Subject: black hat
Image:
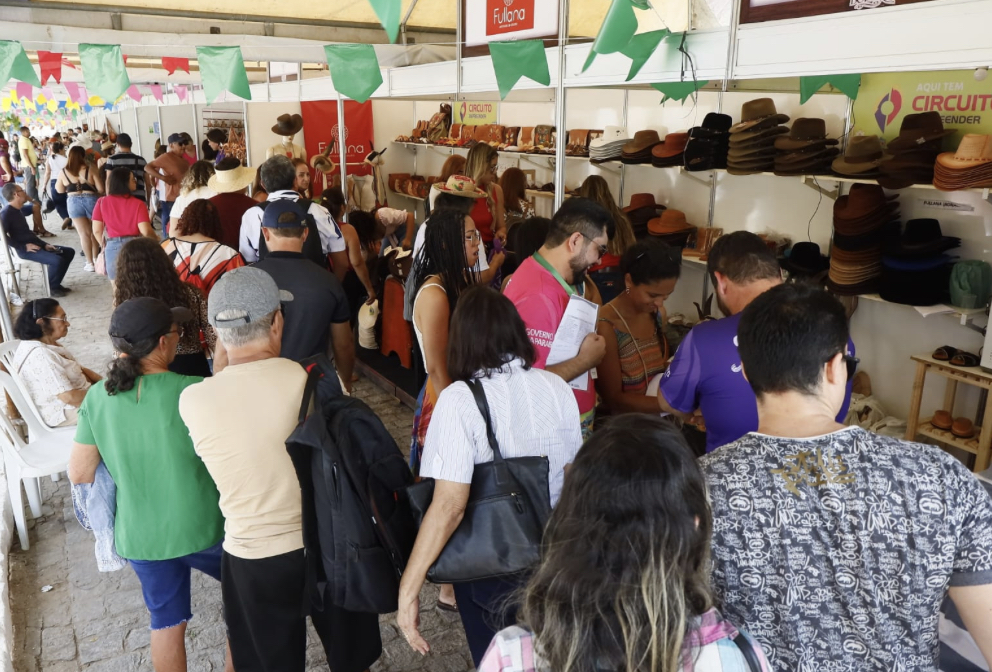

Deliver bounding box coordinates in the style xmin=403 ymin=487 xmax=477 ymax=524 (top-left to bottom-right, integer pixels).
xmin=782 ymin=242 xmax=830 ymax=276
xmin=109 ymin=298 xmax=192 ymax=346
xmin=885 ymin=219 xmax=961 ymax=258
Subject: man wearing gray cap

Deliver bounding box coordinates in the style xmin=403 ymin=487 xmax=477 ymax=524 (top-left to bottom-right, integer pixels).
xmin=180 ymin=267 xmax=377 ymax=672
xmin=144 ymin=133 xmax=190 ymax=235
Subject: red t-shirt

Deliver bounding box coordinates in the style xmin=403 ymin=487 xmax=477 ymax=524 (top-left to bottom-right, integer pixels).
xmin=92 ymin=195 xmax=148 ymax=238
xmin=210 ymin=192 xmax=258 ymax=249
xmin=0 ymin=139 xmax=8 ymax=187
xmin=503 ymin=256 xmax=596 ymax=416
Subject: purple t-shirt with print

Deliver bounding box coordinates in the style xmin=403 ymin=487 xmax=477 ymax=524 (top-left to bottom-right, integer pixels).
xmin=659 ymin=312 xmax=853 ymax=453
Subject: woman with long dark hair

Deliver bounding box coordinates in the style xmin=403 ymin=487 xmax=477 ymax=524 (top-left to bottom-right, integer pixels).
xmin=161 ymin=199 xmax=244 ymax=297
xmin=477 ymin=415 xmax=772 ymax=672
xmin=498 ymin=167 xmax=535 ymax=233
xmin=56 ymin=145 xmax=102 ymax=271
xmin=596 ymin=239 xmax=682 ymax=414
xmin=398 ymin=285 xmax=583 ymax=666
xmin=92 ymin=167 xmax=155 ymax=283
xmin=114 ymin=237 xmax=215 ymax=377
xmin=321 ymin=188 xmax=379 ymax=317
xmin=202 ymin=128 xmax=227 ymax=164
xmin=576 ymin=175 xmax=637 ymax=302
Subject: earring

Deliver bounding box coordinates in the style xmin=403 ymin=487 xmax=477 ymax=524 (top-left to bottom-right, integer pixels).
xmin=625 ymin=286 xmax=631 ymax=294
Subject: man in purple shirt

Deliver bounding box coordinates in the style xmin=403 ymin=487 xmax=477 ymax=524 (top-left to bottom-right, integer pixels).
xmin=659 ymin=231 xmax=852 ymax=452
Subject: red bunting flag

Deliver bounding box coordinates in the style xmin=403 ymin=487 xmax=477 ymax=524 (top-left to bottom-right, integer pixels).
xmin=161 ymin=57 xmax=190 ymax=75
xmin=37 ymin=51 xmax=64 ymax=84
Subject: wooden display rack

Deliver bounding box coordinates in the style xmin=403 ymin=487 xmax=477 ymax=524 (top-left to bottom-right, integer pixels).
xmin=906 ymin=354 xmax=992 ymax=472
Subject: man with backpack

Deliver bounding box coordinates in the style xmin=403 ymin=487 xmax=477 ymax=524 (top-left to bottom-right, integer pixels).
xmin=179 ymin=266 xmax=381 ymax=672
xmin=239 ymin=155 xmax=349 ymax=280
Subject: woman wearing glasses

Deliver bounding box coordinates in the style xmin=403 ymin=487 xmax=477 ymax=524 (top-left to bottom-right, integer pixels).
xmin=11 ymin=299 xmax=102 ymax=427
xmin=113 ymin=237 xmax=215 ymax=377
xmin=595 ymin=239 xmax=682 ymax=414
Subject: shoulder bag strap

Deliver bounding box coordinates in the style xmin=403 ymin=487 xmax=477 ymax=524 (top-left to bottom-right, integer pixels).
xmin=733 ymin=633 xmax=762 ymax=672
xmin=466 ymin=379 xmax=502 ymax=463
xmin=298 ymin=363 xmax=323 ymax=423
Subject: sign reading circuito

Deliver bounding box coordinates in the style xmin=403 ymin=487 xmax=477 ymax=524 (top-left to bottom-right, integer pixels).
xmin=462 ymin=0 xmax=558 ymax=55
xmin=453 ymin=100 xmax=499 ymax=125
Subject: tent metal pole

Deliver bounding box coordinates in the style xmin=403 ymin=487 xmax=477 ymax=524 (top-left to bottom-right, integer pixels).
xmin=553 ymin=0 xmax=569 ymax=211
xmin=337 ymin=93 xmax=348 ymax=208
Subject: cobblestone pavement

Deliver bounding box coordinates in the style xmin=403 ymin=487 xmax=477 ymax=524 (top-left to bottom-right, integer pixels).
xmin=7 ymin=221 xmax=472 ymax=671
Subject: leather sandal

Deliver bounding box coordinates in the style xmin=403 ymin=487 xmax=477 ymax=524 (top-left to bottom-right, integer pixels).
xmin=932 ymin=345 xmax=958 ymax=361
xmin=950 ymin=351 xmax=980 ymax=367
xmin=952 ymin=417 xmax=976 ymax=439
xmin=931 ymin=410 xmax=953 ymax=430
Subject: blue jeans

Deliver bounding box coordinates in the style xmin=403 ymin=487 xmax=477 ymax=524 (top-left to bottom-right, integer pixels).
xmin=160 ymin=201 xmax=174 ymax=239
xmin=17 ymin=245 xmax=75 ymax=289
xmin=70 ymin=462 xmax=126 ymax=572
xmin=129 ymin=541 xmax=223 ymax=630
xmin=49 ymin=179 xmax=69 ymax=220
xmin=103 ymin=236 xmax=139 ymax=281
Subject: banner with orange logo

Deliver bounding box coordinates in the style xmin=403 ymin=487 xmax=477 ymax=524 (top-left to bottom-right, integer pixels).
xmin=463 ymin=0 xmax=558 ymax=49
xmin=853 ymin=70 xmax=992 ymax=148
xmin=452 ymin=100 xmax=499 ymax=126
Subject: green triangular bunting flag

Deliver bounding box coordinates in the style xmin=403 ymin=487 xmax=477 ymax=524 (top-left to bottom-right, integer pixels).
xmin=620 ymin=29 xmax=670 ymax=81
xmin=324 ymin=44 xmax=383 ymax=103
xmin=582 ymin=0 xmax=652 ymax=73
xmin=368 ymin=0 xmax=401 ymax=44
xmin=196 ymin=47 xmax=252 ymax=103
xmin=799 ymin=74 xmax=862 ymax=105
xmin=651 ymin=80 xmax=708 ymax=104
xmin=0 ymin=41 xmax=41 ymax=88
xmin=489 ymin=40 xmax=551 ymax=100
xmin=78 ymin=44 xmax=129 ymax=102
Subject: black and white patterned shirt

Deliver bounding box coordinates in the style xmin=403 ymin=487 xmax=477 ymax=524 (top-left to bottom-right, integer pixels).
xmin=700 ymin=426 xmax=992 ymax=672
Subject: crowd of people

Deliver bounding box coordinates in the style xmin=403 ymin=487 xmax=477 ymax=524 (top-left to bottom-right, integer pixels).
xmin=1 ymin=123 xmax=990 ymax=672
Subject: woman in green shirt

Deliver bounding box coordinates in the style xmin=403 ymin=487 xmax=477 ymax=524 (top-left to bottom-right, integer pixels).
xmin=68 ymin=297 xmax=228 ymax=672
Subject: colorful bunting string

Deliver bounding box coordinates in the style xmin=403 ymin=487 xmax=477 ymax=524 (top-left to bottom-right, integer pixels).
xmin=324 ymin=44 xmax=382 ymax=103
xmin=0 ymin=41 xmax=41 ymax=88
xmin=489 ymin=39 xmax=552 ymax=100
xmin=161 ymin=57 xmax=190 ymax=76
xmin=799 ymin=74 xmax=862 ymax=105
xmin=175 ymin=84 xmax=188 ymax=102
xmin=37 ymin=51 xmax=64 ymax=84
xmin=651 ymin=79 xmax=708 ymax=104
xmin=367 ymin=0 xmax=401 ymax=44
xmin=78 ymin=44 xmax=130 ymax=102
xmin=150 ymin=84 xmax=164 ymax=103
xmin=195 ymin=47 xmax=251 ymax=102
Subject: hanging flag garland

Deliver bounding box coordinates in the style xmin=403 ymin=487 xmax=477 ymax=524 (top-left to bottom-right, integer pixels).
xmin=64 ymin=82 xmax=84 ymax=104
xmin=150 ymin=84 xmax=164 ymax=103
xmin=324 ymin=44 xmax=383 ymax=103
xmin=367 ymin=0 xmax=401 ymax=44
xmin=161 ymin=57 xmax=190 ymax=76
xmin=620 ymin=29 xmax=670 ymax=81
xmin=799 ymin=74 xmax=862 ymax=105
xmin=0 ymin=41 xmax=41 ymax=87
xmin=582 ymin=0 xmax=652 ymax=73
xmin=175 ymin=84 xmax=188 ymax=102
xmin=126 ymin=85 xmax=143 ymax=102
xmin=15 ymin=81 xmax=33 ymax=103
xmin=489 ymin=39 xmax=552 ymax=100
xmin=78 ymin=44 xmax=130 ymax=103
xmin=651 ymin=79 xmax=708 ymax=104
xmin=37 ymin=51 xmax=65 ymax=84
xmin=196 ymin=46 xmax=251 ymax=102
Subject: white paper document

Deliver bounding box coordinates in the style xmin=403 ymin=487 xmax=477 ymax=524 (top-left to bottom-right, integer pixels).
xmin=546 ymin=294 xmax=599 ymax=391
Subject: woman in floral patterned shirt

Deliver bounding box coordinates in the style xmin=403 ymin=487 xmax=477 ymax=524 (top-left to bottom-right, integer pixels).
xmin=481 ymin=415 xmax=771 ymax=672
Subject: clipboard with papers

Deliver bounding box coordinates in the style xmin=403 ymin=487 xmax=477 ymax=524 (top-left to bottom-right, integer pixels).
xmin=546 ymin=294 xmax=599 ymax=391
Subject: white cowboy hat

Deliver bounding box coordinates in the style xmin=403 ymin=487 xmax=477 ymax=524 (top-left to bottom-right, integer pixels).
xmin=207 ymin=163 xmax=257 ymax=194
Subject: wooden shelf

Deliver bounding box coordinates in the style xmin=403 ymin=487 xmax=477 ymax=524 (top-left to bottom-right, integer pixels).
xmin=918 ymin=417 xmax=983 ymax=455
xmin=858 ymin=294 xmax=985 ymax=325
xmin=910 ymin=354 xmax=992 ymax=387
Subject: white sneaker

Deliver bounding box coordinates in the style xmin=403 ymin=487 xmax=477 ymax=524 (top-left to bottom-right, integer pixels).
xmin=83 ymin=262 xmax=95 ymax=272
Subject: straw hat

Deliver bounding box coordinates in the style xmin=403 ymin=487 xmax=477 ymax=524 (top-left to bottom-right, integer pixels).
xmin=207 ymin=162 xmax=257 ymax=194
xmin=311 ymin=154 xmax=337 ymax=174
xmin=434 ymin=175 xmax=486 ymax=198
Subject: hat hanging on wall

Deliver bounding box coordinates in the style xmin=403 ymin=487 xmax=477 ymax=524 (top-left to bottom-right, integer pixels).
xmin=272 ymin=113 xmax=304 ymax=136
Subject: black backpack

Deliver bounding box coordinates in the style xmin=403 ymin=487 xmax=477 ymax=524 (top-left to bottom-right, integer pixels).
xmin=257 ymin=199 xmax=328 ymax=269
xmin=285 ymin=360 xmax=417 ymax=614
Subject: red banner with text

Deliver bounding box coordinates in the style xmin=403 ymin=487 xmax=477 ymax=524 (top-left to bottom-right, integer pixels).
xmin=300 ymin=100 xmax=375 ymax=182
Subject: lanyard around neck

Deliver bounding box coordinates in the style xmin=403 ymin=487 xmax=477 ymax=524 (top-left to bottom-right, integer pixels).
xmin=533 ymin=252 xmax=582 ymax=297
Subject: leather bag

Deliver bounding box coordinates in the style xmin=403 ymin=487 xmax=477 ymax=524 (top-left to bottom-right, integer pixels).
xmin=389 ymin=173 xmax=411 ymax=193
xmin=402 ymin=380 xmax=551 ymax=583
xmin=535 ymin=125 xmax=556 ymax=148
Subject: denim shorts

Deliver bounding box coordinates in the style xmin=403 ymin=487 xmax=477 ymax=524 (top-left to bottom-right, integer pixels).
xmin=103 ymin=236 xmax=139 ymax=281
xmin=67 ymin=194 xmax=98 ymax=219
xmin=128 ymin=540 xmax=223 ymax=630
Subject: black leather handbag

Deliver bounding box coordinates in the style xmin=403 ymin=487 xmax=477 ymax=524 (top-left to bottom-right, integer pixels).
xmin=403 ymin=379 xmax=552 ymax=583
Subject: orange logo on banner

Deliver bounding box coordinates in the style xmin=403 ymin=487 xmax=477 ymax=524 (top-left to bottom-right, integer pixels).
xmin=486 ymin=0 xmax=534 ymax=36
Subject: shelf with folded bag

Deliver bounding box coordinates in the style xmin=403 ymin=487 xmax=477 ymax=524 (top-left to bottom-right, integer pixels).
xmin=856 ymin=293 xmax=986 ymax=326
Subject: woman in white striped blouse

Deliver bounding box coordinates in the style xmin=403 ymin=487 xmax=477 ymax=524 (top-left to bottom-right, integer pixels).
xmin=397 ymin=285 xmax=583 ymax=667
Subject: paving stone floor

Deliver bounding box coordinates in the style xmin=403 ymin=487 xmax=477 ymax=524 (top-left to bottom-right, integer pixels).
xmin=6 ymin=219 xmax=472 ymax=671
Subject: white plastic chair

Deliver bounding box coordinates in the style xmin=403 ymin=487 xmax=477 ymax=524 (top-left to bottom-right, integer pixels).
xmin=0 ymin=340 xmax=74 ymax=444
xmin=0 ymin=370 xmax=71 ymax=550
xmin=9 ymin=249 xmax=51 ymax=298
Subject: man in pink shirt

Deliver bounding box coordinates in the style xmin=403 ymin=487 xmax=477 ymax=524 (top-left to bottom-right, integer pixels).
xmin=504 ymin=198 xmax=611 ymax=438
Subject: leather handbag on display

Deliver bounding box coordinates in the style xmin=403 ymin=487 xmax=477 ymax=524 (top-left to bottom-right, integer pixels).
xmin=535 ymin=125 xmax=556 ymax=149
xmin=450 ymin=124 xmax=462 ymax=140
xmin=389 ymin=173 xmax=411 ymax=193
xmin=406 ymin=175 xmax=426 ymax=197
xmin=503 ymin=127 xmax=521 ymax=148
xmin=487 ymin=125 xmax=506 ymax=146
xmin=518 ymin=127 xmax=536 ymax=151
xmin=402 ymin=380 xmax=552 ymax=583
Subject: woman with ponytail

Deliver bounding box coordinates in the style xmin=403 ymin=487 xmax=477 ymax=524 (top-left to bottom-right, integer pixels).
xmin=478 ymin=415 xmax=772 ymax=672
xmin=69 ymin=297 xmax=227 ymax=672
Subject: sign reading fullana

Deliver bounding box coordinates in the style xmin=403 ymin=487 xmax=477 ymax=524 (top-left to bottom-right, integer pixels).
xmin=853 ymin=70 xmax=992 ymax=146
xmin=453 ymin=100 xmax=499 ymax=125
xmin=464 ymin=0 xmax=557 ymax=48
xmin=487 ymin=0 xmax=534 ymax=36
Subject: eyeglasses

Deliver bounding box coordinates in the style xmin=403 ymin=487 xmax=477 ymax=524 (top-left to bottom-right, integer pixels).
xmin=44 ymin=316 xmax=69 ymax=323
xmin=487 ymin=163 xmax=498 ymax=174
xmin=580 ymin=233 xmax=608 ymax=259
xmin=842 ymin=354 xmax=859 ymax=380
xmin=169 ymin=327 xmax=185 ymax=339
xmin=465 ymin=230 xmax=482 ymax=243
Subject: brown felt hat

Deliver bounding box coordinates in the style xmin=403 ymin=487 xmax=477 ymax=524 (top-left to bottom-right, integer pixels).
xmin=775 ymin=118 xmax=839 ymax=151
xmin=729 ymin=98 xmax=790 ymax=134
xmin=832 ymin=136 xmax=891 ymax=175
xmin=272 ymin=114 xmax=303 ymax=136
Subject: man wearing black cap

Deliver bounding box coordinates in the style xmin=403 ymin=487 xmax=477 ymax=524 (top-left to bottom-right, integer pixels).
xmin=103 ymin=133 xmax=147 ymax=201
xmin=231 ymin=199 xmax=354 ymax=390
xmin=145 ymin=133 xmax=190 ymax=236
xmin=69 ymin=298 xmax=228 ymax=672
